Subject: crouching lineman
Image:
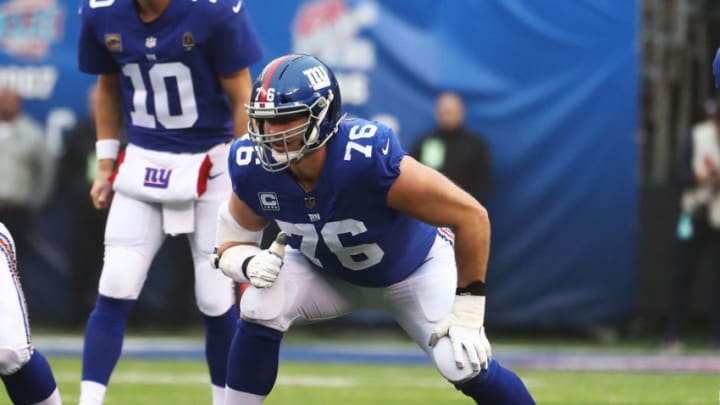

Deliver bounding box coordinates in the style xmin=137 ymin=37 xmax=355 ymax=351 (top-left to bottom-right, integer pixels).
xmin=213 ymin=54 xmax=535 ymax=404
xmin=0 ymin=222 xmax=62 ymax=405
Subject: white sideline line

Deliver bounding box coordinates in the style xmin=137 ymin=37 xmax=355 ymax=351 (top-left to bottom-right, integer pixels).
xmin=54 ymin=372 xmax=452 ymax=388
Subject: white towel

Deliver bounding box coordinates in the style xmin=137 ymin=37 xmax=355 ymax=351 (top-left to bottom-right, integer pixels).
xmin=162 ymin=201 xmax=195 ymax=236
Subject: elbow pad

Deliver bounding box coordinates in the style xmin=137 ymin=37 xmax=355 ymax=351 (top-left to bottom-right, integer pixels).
xmin=212 ymin=200 xmax=264 ymax=282
xmin=215 ymin=200 xmax=264 ymax=247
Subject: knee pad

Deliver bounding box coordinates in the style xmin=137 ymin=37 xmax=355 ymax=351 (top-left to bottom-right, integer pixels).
xmin=194 ymin=261 xmax=235 ymax=317
xmin=431 ymin=337 xmax=480 ymax=383
xmin=239 ymin=251 xmax=311 ymax=332
xmin=98 ymin=247 xmax=153 ymax=299
xmin=196 ymin=291 xmax=234 ymax=317
xmin=240 ymin=284 xmax=290 ymax=332
xmin=0 ymin=345 xmax=30 ymax=376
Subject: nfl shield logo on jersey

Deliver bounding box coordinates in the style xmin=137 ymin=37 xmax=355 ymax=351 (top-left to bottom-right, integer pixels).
xmin=182 ymin=32 xmax=195 ymax=51
xmin=145 ymin=36 xmax=157 ymax=49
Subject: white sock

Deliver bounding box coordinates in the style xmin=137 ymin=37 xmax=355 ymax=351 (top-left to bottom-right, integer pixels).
xmin=224 ymin=386 xmax=265 ymax=405
xmin=32 ymin=387 xmax=62 ymax=405
xmin=212 ymin=384 xmax=225 ymax=405
xmin=78 ymin=380 xmax=107 ymax=405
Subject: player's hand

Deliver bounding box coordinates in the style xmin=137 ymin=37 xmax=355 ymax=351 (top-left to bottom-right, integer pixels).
xmin=245 ymin=232 xmax=287 ymax=288
xmin=90 ymin=166 xmax=114 ymax=209
xmin=429 ymin=295 xmax=492 ymax=372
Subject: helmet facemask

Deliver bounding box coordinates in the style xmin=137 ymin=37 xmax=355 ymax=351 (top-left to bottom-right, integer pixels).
xmin=247 ymin=90 xmax=338 ymax=172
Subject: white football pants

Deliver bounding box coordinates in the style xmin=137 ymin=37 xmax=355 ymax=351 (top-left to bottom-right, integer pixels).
xmin=98 ymin=143 xmax=235 ymax=316
xmin=240 ymin=234 xmax=462 ymax=366
xmin=0 ymin=222 xmax=33 ymax=376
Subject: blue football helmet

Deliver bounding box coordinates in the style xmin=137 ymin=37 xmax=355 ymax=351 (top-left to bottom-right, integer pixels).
xmin=246 ymin=54 xmax=344 ymax=172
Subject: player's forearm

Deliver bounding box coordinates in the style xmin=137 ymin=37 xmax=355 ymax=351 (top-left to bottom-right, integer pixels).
xmin=94 ymin=75 xmax=123 ymax=170
xmin=221 ymin=68 xmax=253 ymax=138
xmin=453 ymin=207 xmax=490 ymax=287
xmin=95 ymin=75 xmax=123 ymax=142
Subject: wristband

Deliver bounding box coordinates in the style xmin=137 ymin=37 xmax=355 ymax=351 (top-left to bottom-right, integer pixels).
xmin=456 ymin=280 xmax=486 ymax=296
xmin=96 ymin=139 xmax=120 ymax=160
xmin=241 ymin=255 xmax=254 ymax=279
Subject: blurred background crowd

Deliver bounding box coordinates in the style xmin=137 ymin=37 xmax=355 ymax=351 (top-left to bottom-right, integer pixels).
xmin=1 ymin=0 xmax=720 ymax=350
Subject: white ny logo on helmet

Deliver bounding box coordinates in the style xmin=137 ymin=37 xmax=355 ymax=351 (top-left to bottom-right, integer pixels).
xmin=303 ymin=66 xmax=331 ymax=90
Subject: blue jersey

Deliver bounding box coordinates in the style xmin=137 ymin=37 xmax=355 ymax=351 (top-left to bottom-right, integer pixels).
xmin=228 ymin=118 xmax=438 ymax=287
xmin=78 ymin=0 xmax=262 ymax=153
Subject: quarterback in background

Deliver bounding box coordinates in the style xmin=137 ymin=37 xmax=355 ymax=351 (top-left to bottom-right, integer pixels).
xmin=77 ymin=0 xmax=261 ymax=404
xmin=214 ymin=54 xmax=535 ymax=404
xmin=0 ymin=223 xmax=62 ymax=405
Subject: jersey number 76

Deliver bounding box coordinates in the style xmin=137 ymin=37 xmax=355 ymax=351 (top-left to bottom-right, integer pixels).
xmin=276 ymin=219 xmax=384 ymax=271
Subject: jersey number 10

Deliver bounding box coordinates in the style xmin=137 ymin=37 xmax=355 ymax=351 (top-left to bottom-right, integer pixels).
xmin=122 ymin=62 xmax=199 ymax=130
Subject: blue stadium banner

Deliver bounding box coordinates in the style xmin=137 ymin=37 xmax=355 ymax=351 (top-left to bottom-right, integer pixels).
xmin=0 ymin=0 xmax=95 ymax=153
xmin=5 ymin=0 xmax=638 ymax=327
xmin=247 ymin=0 xmax=638 ymax=326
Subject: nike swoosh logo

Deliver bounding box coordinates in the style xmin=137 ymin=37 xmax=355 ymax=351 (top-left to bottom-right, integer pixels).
xmin=232 ymin=0 xmax=243 ymax=13
xmin=381 ymin=139 xmax=390 ymax=155
xmin=208 ymin=172 xmax=224 ymax=180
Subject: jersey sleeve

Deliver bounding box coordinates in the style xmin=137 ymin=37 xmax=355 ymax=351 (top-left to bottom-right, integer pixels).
xmin=227 ymin=137 xmax=266 ymax=217
xmin=348 ymin=120 xmax=405 ymax=200
xmin=207 ymin=3 xmax=263 ymax=76
xmin=77 ymin=3 xmax=119 ymax=74
xmin=373 ymin=123 xmax=406 ymax=195
xmin=228 ymin=138 xmax=250 ymax=201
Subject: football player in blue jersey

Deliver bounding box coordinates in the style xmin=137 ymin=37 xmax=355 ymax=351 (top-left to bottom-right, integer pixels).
xmin=77 ymin=0 xmax=261 ymax=404
xmin=213 ymin=54 xmax=535 ymax=404
xmin=0 ymin=223 xmax=62 ymax=405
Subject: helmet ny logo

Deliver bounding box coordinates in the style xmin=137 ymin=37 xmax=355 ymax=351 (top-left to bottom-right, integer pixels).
xmin=303 ymin=66 xmax=331 ymax=90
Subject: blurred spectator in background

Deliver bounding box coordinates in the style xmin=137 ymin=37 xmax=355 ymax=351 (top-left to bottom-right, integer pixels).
xmin=412 ymin=91 xmax=492 ymax=204
xmin=662 ymin=98 xmax=720 ymax=350
xmin=0 ymin=88 xmax=53 ymax=258
xmin=59 ymin=84 xmax=123 ymax=326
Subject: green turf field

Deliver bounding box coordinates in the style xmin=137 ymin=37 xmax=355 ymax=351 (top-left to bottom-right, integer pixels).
xmin=2 ymin=357 xmax=717 ymax=404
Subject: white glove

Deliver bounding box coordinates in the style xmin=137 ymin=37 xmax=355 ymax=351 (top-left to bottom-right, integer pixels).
xmin=244 ymin=232 xmax=287 ymax=288
xmin=429 ymin=295 xmax=492 ymax=372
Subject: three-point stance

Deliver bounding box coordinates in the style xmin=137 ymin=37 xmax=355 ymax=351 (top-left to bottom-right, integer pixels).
xmin=214 ymin=54 xmax=535 ymax=404
xmin=77 ymin=0 xmax=261 ymax=404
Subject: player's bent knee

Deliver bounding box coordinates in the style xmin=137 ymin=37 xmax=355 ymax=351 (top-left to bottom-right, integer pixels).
xmin=195 ymin=264 xmax=235 ymax=316
xmin=431 ymin=337 xmax=480 ymax=383
xmin=240 ymin=286 xmax=290 ymax=332
xmin=196 ymin=293 xmax=234 ymax=317
xmin=0 ymin=346 xmax=31 ymax=376
xmin=98 ymin=248 xmax=152 ymax=299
